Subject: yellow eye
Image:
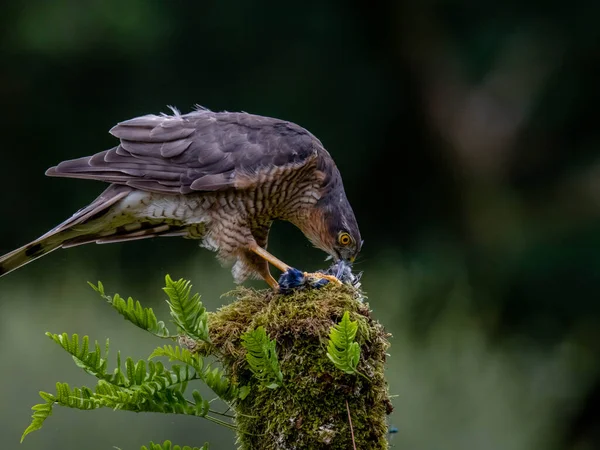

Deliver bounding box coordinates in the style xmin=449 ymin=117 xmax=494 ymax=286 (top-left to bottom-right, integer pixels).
xmin=338 ymin=232 xmax=352 ymax=246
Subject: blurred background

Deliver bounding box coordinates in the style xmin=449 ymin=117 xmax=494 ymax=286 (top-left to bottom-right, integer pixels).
xmin=1 ymin=1 xmax=599 ymax=449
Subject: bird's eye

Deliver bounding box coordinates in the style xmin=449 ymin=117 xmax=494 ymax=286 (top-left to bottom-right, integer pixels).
xmin=338 ymin=232 xmax=352 ymax=246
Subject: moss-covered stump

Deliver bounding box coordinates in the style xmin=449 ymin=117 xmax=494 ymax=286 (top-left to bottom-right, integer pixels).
xmin=201 ymin=285 xmax=392 ymax=450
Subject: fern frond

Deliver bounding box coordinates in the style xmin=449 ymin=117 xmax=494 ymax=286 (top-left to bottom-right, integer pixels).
xmin=100 ymin=381 xmax=209 ymax=417
xmin=149 ymin=345 xmax=204 ymax=372
xmin=25 ymin=278 xmax=239 ymax=447
xmin=191 ymin=390 xmax=211 ymax=417
xmin=241 ymin=326 xmax=283 ymax=389
xmin=237 ymin=385 xmax=251 ymax=400
xmin=94 ymin=380 xmax=147 ymax=410
xmin=55 ymin=382 xmax=99 ymax=409
xmin=46 ymin=332 xmax=132 ymax=388
xmin=140 ymin=440 xmax=209 ymax=450
xmin=163 ymin=275 xmax=210 ymax=342
xmin=21 ymin=392 xmax=56 ymax=442
xmin=203 ymin=366 xmax=238 ymax=401
xmin=89 ymin=282 xmax=171 ymax=338
xmin=22 ymin=373 xmax=211 ymax=434
xmin=21 ymin=382 xmax=102 ymax=441
xmin=326 ymin=311 xmax=364 ymax=376
xmin=149 ymin=345 xmax=239 ymax=402
xmin=46 ymin=329 xmax=212 ymax=394
xmin=46 ymin=332 xmax=110 ymax=380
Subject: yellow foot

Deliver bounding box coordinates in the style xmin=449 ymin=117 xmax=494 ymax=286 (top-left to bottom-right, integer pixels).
xmin=303 ymin=272 xmax=343 ymax=285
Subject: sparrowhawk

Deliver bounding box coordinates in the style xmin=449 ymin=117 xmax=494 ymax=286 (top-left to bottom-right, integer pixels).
xmin=0 ymin=106 xmax=362 ymax=289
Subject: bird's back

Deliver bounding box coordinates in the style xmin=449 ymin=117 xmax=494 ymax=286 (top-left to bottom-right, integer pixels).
xmin=0 ymin=107 xmax=340 ymax=280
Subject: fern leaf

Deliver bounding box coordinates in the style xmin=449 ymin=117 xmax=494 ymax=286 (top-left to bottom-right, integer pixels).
xmin=46 ymin=332 xmax=130 ymax=388
xmin=22 ymin=380 xmax=106 ymax=442
xmin=92 ymin=361 xmax=203 ymax=414
xmin=237 ymin=385 xmax=251 ymax=400
xmin=149 ymin=345 xmax=204 ymax=373
xmin=46 ymin=332 xmax=109 ymax=380
xmin=54 ymin=382 xmax=99 ymax=410
xmin=89 ymin=282 xmax=171 ymax=338
xmin=24 ymin=280 xmax=231 ymax=445
xmin=140 ymin=440 xmax=209 ymax=450
xmin=21 ymin=392 xmax=56 ymax=442
xmin=203 ymin=366 xmax=238 ymax=401
xmin=326 ymin=311 xmax=362 ymax=375
xmin=241 ymin=326 xmax=283 ymax=389
xmin=163 ymin=275 xmax=210 ymax=342
xmin=149 ymin=345 xmax=238 ymax=401
xmin=192 ymin=390 xmax=211 ymax=417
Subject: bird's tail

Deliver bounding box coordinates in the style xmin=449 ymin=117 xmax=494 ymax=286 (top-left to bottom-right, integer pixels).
xmin=0 ymin=185 xmax=132 ymax=278
xmin=0 ymin=236 xmax=65 ymax=277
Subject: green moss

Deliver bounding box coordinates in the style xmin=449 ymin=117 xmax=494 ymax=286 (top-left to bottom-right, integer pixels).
xmin=199 ymin=285 xmax=392 ymax=449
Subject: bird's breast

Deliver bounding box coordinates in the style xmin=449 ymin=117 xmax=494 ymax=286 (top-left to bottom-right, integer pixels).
xmin=116 ymin=191 xmax=211 ymax=224
xmin=100 ymin=160 xmax=323 ymax=255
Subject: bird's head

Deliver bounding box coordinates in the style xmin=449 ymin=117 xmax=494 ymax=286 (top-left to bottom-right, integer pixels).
xmin=298 ymin=189 xmax=362 ymax=265
xmin=326 ymin=208 xmax=362 ymax=264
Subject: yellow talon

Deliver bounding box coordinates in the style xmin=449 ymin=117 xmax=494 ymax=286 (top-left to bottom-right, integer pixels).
xmin=303 ymin=272 xmax=343 ymax=285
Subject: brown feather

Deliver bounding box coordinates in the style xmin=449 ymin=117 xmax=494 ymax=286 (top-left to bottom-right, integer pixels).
xmin=1 ymin=107 xmax=361 ymax=285
xmin=46 ymin=108 xmax=327 ymax=195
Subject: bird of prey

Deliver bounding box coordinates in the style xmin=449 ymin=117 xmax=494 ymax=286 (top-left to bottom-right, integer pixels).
xmin=0 ymin=106 xmax=362 ymax=289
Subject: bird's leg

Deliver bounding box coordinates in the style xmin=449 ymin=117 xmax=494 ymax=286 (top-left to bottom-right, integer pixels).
xmin=259 ymin=263 xmax=279 ymax=290
xmin=244 ymin=247 xmax=279 ymax=289
xmin=246 ymin=225 xmax=281 ymax=289
xmin=248 ymin=243 xmax=291 ymax=289
xmin=248 ymin=243 xmax=342 ymax=289
xmin=261 ymin=271 xmax=280 ymax=290
xmin=248 ymin=243 xmax=292 ymax=273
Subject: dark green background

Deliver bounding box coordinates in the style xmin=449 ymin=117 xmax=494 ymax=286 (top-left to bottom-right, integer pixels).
xmin=1 ymin=1 xmax=599 ymax=449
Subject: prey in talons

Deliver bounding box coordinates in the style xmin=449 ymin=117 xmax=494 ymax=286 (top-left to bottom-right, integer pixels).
xmin=278 ymin=260 xmax=362 ymax=294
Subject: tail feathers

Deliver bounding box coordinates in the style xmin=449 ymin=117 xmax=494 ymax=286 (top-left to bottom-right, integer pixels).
xmin=60 ymin=223 xmax=187 ymax=248
xmin=0 ymin=184 xmax=196 ymax=278
xmin=0 ymin=237 xmax=64 ymax=278
xmin=0 ymin=223 xmax=189 ymax=278
xmin=0 ymin=184 xmax=133 ymax=278
xmin=37 ymin=185 xmax=132 ymax=240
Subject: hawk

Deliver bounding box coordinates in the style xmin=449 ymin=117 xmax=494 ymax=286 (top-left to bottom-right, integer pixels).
xmin=0 ymin=107 xmax=362 ymax=289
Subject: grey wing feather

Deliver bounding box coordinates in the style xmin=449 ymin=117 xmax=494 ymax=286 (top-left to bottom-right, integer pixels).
xmin=46 ymin=109 xmax=323 ymax=194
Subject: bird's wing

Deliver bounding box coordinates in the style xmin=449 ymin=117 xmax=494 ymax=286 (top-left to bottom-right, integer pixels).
xmin=46 ymin=108 xmax=324 ymax=194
